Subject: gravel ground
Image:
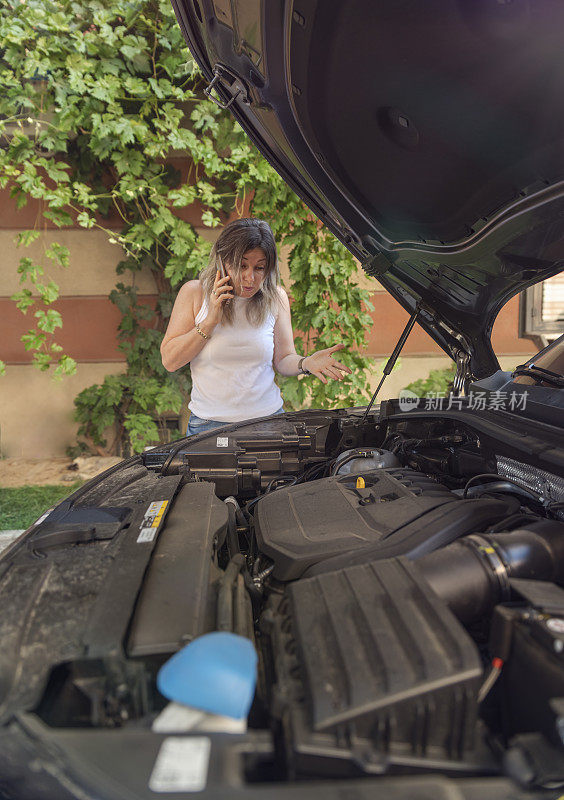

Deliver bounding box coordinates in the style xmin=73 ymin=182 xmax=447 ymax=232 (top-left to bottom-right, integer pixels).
xmin=0 ymin=457 xmax=124 ymax=551
xmin=0 ymin=456 xmax=123 ymax=488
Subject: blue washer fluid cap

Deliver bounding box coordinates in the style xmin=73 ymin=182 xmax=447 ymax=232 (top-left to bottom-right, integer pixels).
xmin=157 ymin=632 xmax=258 ymax=720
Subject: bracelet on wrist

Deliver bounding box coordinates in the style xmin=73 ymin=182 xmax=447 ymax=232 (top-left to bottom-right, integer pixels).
xmin=195 ymin=324 xmax=209 ymax=340
xmin=298 ymin=356 xmax=310 ymax=375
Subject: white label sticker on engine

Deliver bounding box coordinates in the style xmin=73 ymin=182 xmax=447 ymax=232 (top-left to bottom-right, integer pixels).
xmin=546 ymin=617 xmax=564 ymax=634
xmin=216 ymin=436 xmax=229 ymax=447
xmin=149 ymin=736 xmax=211 ymax=793
xmin=137 ymin=527 xmax=157 ymax=543
xmin=137 ymin=500 xmax=169 ymax=544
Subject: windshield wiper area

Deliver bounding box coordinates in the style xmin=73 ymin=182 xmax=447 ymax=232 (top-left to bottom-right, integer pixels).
xmin=512 ymin=365 xmax=564 ymax=388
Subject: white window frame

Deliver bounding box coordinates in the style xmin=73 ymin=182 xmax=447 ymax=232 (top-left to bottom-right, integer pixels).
xmin=519 ymin=273 xmax=564 ymax=350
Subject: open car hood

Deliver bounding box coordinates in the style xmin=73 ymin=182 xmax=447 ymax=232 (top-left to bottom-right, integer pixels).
xmin=171 ymin=0 xmax=564 ymax=377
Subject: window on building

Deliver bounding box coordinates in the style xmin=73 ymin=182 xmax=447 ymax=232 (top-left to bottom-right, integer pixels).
xmin=520 ymin=273 xmax=564 ymax=349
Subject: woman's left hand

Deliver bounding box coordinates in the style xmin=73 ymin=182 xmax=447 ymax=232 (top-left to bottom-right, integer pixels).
xmin=303 ymin=344 xmax=352 ymax=384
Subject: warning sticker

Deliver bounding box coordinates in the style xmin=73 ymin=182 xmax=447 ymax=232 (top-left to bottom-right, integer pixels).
xmin=137 ymin=500 xmax=169 ymax=544
xmin=216 ymin=436 xmax=229 ymax=447
xmin=149 ymin=736 xmax=211 ymax=793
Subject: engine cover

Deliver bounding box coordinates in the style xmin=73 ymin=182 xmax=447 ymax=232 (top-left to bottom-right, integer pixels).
xmin=254 ymin=467 xmax=515 ymax=580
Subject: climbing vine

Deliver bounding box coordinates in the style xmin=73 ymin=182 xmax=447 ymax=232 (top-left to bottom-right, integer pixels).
xmin=0 ymin=0 xmax=374 ymax=453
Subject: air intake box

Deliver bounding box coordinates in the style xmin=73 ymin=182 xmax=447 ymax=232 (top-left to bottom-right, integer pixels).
xmin=266 ymin=558 xmax=488 ymax=777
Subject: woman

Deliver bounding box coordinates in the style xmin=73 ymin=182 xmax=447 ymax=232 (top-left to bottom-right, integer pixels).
xmin=161 ymin=218 xmax=352 ymax=436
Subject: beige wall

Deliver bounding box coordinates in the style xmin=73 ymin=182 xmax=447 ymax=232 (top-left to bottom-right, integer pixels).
xmin=365 ymin=354 xmax=522 ymax=401
xmin=1 ymin=225 xmax=214 ymax=457
xmin=0 ymin=363 xmax=125 ymax=458
xmin=0 ymin=228 xmax=158 ymax=297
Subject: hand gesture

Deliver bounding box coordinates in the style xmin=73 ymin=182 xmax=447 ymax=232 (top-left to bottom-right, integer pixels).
xmin=303 ymin=344 xmax=352 ymax=384
xmin=205 ymin=270 xmax=234 ymax=326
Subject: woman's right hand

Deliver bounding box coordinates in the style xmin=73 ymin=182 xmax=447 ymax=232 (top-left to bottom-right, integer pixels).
xmin=205 ymin=270 xmax=234 ymax=326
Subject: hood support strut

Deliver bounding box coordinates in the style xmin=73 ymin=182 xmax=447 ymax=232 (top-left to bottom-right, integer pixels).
xmin=453 ymin=350 xmax=472 ymax=395
xmin=361 ymin=305 xmax=421 ymax=422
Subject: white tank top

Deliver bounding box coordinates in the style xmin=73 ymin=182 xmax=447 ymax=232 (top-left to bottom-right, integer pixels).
xmin=188 ymin=295 xmax=283 ymax=422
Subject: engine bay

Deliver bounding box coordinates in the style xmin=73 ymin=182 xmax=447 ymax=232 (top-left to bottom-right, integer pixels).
xmin=1 ymin=405 xmax=564 ymax=796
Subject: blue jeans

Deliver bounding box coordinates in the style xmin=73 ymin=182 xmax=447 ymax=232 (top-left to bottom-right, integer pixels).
xmin=186 ymin=407 xmax=284 ymax=436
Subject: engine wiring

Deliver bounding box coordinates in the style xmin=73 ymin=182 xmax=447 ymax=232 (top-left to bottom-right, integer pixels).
xmin=462 ymin=472 xmax=547 ymax=500
xmin=477 ymin=657 xmax=504 ymax=704
xmin=460 ymin=474 xmax=564 ymax=524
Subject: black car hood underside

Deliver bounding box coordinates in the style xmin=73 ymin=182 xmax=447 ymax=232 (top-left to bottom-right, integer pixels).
xmin=172 ymin=0 xmax=564 ymax=377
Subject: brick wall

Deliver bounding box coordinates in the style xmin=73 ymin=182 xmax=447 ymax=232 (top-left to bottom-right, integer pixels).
xmin=0 ymin=176 xmax=536 ymax=456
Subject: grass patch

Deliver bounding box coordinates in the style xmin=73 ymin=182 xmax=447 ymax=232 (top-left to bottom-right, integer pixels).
xmin=0 ymin=483 xmax=84 ymax=530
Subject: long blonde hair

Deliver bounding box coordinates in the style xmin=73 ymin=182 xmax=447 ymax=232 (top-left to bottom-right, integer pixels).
xmin=200 ymin=218 xmax=281 ymax=326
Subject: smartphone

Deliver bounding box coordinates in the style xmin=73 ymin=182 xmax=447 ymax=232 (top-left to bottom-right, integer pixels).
xmin=218 ymin=256 xmax=232 ymax=301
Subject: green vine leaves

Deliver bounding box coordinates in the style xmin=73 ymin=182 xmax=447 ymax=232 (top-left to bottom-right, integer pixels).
xmin=0 ymin=0 xmax=375 ymax=453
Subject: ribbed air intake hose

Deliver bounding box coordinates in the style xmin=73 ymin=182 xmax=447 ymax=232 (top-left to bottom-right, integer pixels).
xmin=416 ymin=520 xmax=564 ymax=624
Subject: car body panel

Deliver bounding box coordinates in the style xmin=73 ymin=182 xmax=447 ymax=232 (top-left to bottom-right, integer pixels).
xmin=2 ymin=4 xmax=564 ymax=798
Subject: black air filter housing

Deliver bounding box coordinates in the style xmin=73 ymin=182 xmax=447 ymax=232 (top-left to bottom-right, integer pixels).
xmin=267 ymin=558 xmax=486 ymax=777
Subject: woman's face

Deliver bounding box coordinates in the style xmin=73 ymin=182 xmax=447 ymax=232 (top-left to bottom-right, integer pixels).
xmin=228 ymin=247 xmax=268 ymax=297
